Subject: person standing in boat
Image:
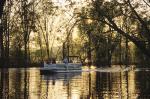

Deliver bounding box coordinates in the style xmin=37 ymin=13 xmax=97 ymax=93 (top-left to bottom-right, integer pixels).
xmin=63 ymin=57 xmax=68 ymax=70
xmin=63 ymin=57 xmax=68 ymax=64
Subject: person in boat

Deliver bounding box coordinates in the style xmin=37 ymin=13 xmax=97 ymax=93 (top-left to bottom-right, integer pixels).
xmin=45 ymin=59 xmax=52 ymax=65
xmin=63 ymin=57 xmax=68 ymax=70
xmin=45 ymin=59 xmax=50 ymax=64
xmin=52 ymin=58 xmax=56 ymax=64
xmin=63 ymin=57 xmax=68 ymax=64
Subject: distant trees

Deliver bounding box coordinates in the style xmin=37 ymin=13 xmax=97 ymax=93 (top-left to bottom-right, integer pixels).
xmin=35 ymin=0 xmax=57 ymax=60
xmin=0 ymin=0 xmax=45 ymax=66
xmin=0 ymin=0 xmax=84 ymax=67
xmin=21 ymin=0 xmax=37 ymax=66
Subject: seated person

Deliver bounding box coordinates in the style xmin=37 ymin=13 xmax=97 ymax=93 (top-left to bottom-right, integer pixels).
xmin=52 ymin=58 xmax=56 ymax=64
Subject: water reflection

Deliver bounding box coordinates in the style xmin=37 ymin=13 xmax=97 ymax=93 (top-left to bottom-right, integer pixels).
xmin=95 ymin=71 xmax=136 ymax=99
xmin=42 ymin=72 xmax=82 ymax=99
xmin=0 ymin=67 xmax=150 ymax=99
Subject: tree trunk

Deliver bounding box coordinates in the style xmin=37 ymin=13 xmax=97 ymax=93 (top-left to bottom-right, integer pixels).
xmin=0 ymin=0 xmax=6 ymax=18
xmin=24 ymin=41 xmax=28 ymax=66
xmin=37 ymin=32 xmax=43 ymax=61
xmin=0 ymin=27 xmax=4 ymax=67
xmin=0 ymin=0 xmax=6 ymax=67
xmin=87 ymin=31 xmax=92 ymax=66
xmin=46 ymin=42 xmax=50 ymax=59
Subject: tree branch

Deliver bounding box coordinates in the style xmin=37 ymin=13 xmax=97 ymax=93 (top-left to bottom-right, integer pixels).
xmin=143 ymin=0 xmax=150 ymax=7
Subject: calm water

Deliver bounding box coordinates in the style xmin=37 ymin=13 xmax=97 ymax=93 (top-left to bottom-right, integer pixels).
xmin=0 ymin=67 xmax=150 ymax=99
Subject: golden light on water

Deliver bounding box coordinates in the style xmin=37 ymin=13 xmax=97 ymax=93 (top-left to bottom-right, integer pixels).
xmin=4 ymin=67 xmax=147 ymax=99
xmin=128 ymin=70 xmax=139 ymax=99
xmin=90 ymin=66 xmax=96 ymax=69
xmin=29 ymin=68 xmax=41 ymax=99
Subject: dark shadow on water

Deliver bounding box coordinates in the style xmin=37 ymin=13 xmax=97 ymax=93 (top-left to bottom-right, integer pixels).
xmin=42 ymin=72 xmax=81 ymax=81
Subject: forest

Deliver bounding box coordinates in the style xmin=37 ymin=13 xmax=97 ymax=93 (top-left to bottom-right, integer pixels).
xmin=0 ymin=0 xmax=150 ymax=67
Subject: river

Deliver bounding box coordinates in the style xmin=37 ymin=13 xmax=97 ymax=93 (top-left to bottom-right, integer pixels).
xmin=0 ymin=67 xmax=150 ymax=99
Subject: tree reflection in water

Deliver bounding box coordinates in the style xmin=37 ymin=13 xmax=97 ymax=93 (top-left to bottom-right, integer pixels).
xmin=0 ymin=67 xmax=150 ymax=99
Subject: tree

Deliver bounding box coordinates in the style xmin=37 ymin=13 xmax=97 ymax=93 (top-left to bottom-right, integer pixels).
xmin=0 ymin=0 xmax=5 ymax=17
xmin=78 ymin=6 xmax=121 ymax=66
xmin=0 ymin=0 xmax=6 ymax=67
xmin=90 ymin=0 xmax=150 ymax=58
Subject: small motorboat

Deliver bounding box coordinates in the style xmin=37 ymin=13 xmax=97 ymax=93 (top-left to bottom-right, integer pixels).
xmin=40 ymin=62 xmax=82 ymax=74
xmin=40 ymin=56 xmax=83 ymax=74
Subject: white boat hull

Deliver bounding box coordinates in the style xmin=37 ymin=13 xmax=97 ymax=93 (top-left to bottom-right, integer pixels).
xmin=40 ymin=63 xmax=82 ymax=73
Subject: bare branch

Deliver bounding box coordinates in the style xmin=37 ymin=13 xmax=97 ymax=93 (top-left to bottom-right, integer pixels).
xmin=143 ymin=0 xmax=150 ymax=7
